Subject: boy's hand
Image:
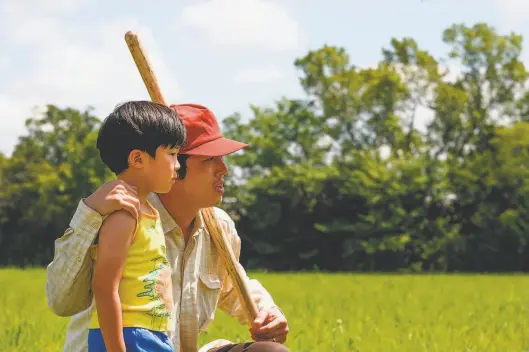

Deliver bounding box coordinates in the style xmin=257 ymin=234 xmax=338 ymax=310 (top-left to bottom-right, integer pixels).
xmin=85 ymin=180 xmax=140 ymax=219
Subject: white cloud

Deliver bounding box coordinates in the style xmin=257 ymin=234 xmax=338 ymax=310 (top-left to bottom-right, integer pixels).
xmin=495 ymin=0 xmax=529 ymax=28
xmin=3 ymin=0 xmax=89 ymax=16
xmin=234 ymin=66 xmax=283 ymax=84
xmin=0 ymin=96 xmax=28 ymax=155
xmin=176 ymin=0 xmax=306 ymax=51
xmin=0 ymin=2 xmax=182 ymax=155
xmin=0 ymin=56 xmax=8 ymax=68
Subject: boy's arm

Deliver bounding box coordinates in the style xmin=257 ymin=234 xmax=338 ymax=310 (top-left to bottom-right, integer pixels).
xmin=93 ymin=210 xmax=136 ymax=352
xmin=45 ymin=180 xmax=139 ymax=317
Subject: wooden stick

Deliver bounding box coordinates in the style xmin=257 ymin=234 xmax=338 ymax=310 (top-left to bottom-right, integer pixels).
xmin=123 ymin=30 xmax=258 ymax=325
xmin=124 ymin=31 xmax=167 ymax=106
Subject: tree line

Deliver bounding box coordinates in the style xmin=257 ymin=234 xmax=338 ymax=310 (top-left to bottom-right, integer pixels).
xmin=1 ymin=23 xmax=528 ymax=272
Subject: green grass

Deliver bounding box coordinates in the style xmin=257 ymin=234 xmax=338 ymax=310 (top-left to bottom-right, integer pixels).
xmin=0 ymin=269 xmax=528 ymax=351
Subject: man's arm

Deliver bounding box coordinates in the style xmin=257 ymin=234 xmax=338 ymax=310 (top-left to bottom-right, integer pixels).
xmin=45 ymin=180 xmax=139 ymax=316
xmin=214 ymin=209 xmax=288 ymax=343
xmin=93 ymin=210 xmax=136 ymax=352
xmin=217 ymin=232 xmax=277 ymax=323
xmin=45 ymin=199 xmax=104 ymax=316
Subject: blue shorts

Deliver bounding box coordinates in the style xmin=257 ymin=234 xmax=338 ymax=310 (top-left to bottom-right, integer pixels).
xmin=88 ymin=328 xmax=173 ymax=352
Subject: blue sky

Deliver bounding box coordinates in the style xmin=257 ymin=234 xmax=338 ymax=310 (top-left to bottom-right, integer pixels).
xmin=1 ymin=0 xmax=528 ymax=155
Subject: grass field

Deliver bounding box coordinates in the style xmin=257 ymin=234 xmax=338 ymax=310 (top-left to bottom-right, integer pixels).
xmin=0 ymin=269 xmax=528 ymax=351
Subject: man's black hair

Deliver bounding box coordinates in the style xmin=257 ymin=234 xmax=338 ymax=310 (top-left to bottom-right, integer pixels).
xmin=97 ymin=101 xmax=186 ymax=175
xmin=176 ymin=154 xmax=190 ymax=180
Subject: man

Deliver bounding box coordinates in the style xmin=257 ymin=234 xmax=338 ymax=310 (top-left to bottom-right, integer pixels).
xmin=46 ymin=103 xmax=290 ymax=352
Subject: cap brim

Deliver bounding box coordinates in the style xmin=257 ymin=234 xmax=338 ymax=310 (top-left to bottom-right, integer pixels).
xmin=181 ymin=137 xmax=249 ymax=156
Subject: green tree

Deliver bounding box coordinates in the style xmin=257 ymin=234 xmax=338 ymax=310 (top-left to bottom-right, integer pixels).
xmin=0 ymin=105 xmax=112 ymax=265
xmin=1 ymin=22 xmax=528 ymax=272
xmin=222 ymin=23 xmax=529 ymax=272
xmin=436 ymin=24 xmax=529 ymax=270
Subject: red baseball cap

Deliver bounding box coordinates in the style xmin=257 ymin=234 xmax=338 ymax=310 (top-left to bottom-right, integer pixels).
xmin=170 ymin=103 xmax=249 ymax=156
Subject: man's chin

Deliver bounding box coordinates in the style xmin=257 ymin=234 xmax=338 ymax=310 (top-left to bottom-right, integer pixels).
xmin=213 ymin=195 xmax=223 ymax=206
xmin=206 ymin=195 xmax=222 ymax=208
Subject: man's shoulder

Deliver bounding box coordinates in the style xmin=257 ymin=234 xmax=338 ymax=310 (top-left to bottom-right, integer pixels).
xmin=208 ymin=207 xmax=241 ymax=247
xmin=211 ymin=207 xmax=235 ymax=227
xmin=212 ymin=207 xmax=232 ymax=221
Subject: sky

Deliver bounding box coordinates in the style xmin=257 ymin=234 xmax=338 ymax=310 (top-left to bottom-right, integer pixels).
xmin=1 ymin=0 xmax=528 ymax=155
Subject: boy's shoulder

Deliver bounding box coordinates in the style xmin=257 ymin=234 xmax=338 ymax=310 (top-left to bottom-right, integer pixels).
xmin=104 ymin=209 xmax=137 ymax=227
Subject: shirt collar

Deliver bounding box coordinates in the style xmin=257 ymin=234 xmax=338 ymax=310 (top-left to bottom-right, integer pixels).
xmin=147 ymin=193 xmax=205 ymax=238
xmin=147 ymin=193 xmax=177 ymax=235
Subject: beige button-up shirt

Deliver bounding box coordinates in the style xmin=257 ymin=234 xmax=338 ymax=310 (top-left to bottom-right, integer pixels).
xmin=46 ymin=194 xmax=277 ymax=352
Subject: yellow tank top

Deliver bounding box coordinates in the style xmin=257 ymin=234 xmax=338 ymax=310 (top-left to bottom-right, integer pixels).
xmin=89 ymin=202 xmax=173 ymax=332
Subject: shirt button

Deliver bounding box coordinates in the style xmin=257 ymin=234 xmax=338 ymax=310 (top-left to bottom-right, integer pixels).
xmin=76 ymin=257 xmax=81 ymax=263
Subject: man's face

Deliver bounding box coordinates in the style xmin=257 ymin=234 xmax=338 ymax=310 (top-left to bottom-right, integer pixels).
xmin=178 ymin=155 xmax=229 ymax=208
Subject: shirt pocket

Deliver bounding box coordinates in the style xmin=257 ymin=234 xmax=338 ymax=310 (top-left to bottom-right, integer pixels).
xmin=197 ymin=271 xmax=223 ymax=331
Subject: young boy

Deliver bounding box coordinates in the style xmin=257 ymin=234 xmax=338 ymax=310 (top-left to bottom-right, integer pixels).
xmin=87 ymin=101 xmax=186 ymax=351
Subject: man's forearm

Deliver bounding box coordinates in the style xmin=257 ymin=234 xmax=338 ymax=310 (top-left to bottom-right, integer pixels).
xmin=218 ymin=271 xmax=276 ymax=325
xmin=217 ymin=225 xmax=276 ymax=324
xmin=95 ymin=289 xmax=126 ymax=352
xmin=46 ymin=200 xmax=103 ymax=316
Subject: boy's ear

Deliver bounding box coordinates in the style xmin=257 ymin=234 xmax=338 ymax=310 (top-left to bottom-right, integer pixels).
xmin=128 ymin=149 xmax=146 ymax=169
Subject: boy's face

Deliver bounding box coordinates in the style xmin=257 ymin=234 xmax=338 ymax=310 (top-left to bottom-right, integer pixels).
xmin=175 ymin=155 xmax=229 ymax=208
xmin=145 ymin=146 xmax=180 ymax=194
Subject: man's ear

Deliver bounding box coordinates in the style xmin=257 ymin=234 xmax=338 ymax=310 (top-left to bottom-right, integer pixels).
xmin=128 ymin=149 xmax=145 ymax=169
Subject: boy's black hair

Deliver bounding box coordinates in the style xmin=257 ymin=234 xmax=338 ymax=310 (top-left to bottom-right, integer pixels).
xmin=97 ymin=101 xmax=186 ymax=175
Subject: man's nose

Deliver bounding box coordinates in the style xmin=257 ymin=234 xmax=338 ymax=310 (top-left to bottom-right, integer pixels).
xmin=217 ymin=157 xmax=229 ymax=176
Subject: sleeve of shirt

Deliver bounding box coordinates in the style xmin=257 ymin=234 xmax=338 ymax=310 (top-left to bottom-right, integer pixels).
xmin=216 ymin=211 xmax=278 ymax=325
xmin=45 ymin=199 xmax=103 ymax=317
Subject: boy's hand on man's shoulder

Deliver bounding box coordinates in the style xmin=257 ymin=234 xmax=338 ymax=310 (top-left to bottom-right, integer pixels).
xmin=85 ymin=180 xmax=141 ymax=220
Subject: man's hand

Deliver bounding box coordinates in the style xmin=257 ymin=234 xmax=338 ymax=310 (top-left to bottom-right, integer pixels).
xmin=249 ymin=307 xmax=289 ymax=344
xmin=84 ymin=180 xmax=140 ymax=220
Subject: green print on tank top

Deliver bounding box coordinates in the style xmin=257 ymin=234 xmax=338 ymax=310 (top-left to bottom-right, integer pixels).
xmin=137 ymin=246 xmax=172 ymax=320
